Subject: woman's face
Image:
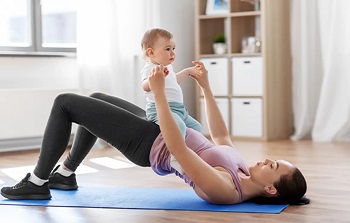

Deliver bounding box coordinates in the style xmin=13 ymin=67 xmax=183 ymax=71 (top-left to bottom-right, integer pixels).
xmin=249 ymin=159 xmax=294 ymax=188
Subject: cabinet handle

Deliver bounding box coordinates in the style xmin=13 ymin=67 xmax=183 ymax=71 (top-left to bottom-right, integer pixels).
xmin=210 ymin=62 xmax=217 ymax=65
xmin=243 ymin=61 xmax=251 ymax=64
xmin=243 ymin=101 xmax=250 ymax=105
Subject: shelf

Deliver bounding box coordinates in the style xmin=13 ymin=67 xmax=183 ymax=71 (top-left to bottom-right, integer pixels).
xmin=198 ymin=11 xmax=260 ymax=19
xmin=231 ymin=0 xmax=260 ymax=12
xmin=198 ymin=15 xmax=228 ymax=19
xmin=198 ymin=54 xmax=229 ymax=58
xmin=231 ymin=16 xmax=260 ymax=54
xmin=199 ymin=53 xmax=261 ymax=58
xmin=198 ymin=18 xmax=226 ymax=55
xmin=230 ymin=11 xmax=261 ymax=17
xmin=197 ymin=0 xmax=261 ymax=16
xmin=231 ymin=53 xmax=261 ymax=57
xmin=199 ymin=95 xmax=263 ymax=99
xmin=198 ymin=16 xmax=262 ymax=55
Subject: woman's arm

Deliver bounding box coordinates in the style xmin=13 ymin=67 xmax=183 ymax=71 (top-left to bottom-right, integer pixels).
xmin=190 ymin=61 xmax=234 ymax=147
xmin=149 ymin=65 xmax=237 ymax=204
xmin=176 ymin=66 xmax=202 ymax=84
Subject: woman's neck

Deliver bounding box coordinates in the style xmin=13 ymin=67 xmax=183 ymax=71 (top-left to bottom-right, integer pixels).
xmin=239 ymin=173 xmax=265 ymax=201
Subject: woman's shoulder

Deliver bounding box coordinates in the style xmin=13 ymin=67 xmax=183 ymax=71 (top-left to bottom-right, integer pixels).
xmin=194 ymin=167 xmax=242 ymax=204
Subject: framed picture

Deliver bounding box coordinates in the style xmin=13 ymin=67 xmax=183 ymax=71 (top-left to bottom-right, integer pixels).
xmin=206 ymin=0 xmax=229 ymax=15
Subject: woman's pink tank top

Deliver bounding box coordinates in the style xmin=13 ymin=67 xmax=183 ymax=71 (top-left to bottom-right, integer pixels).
xmin=149 ymin=128 xmax=250 ymax=202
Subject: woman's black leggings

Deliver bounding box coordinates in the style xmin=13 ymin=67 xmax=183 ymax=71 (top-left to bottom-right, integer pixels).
xmin=33 ymin=92 xmax=160 ymax=179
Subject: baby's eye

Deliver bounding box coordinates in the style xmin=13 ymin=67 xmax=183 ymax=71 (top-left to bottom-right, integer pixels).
xmin=270 ymin=164 xmax=274 ymax=169
xmin=165 ymin=48 xmax=171 ymax=51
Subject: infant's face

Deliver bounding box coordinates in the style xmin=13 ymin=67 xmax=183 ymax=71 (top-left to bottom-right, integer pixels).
xmin=151 ymin=37 xmax=176 ymax=66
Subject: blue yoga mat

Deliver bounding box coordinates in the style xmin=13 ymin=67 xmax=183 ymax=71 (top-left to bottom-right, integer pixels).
xmin=0 ymin=187 xmax=288 ymax=214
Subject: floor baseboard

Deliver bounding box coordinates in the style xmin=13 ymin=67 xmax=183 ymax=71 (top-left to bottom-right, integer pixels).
xmin=0 ymin=135 xmax=74 ymax=152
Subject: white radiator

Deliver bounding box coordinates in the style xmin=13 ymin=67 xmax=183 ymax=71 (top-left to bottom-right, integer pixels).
xmin=0 ymin=89 xmax=78 ymax=151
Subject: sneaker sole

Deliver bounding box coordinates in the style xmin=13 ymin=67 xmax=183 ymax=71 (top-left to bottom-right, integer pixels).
xmin=1 ymin=191 xmax=51 ymax=200
xmin=49 ymin=183 xmax=78 ymax=190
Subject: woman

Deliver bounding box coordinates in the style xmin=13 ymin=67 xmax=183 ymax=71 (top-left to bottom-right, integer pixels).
xmin=1 ymin=61 xmax=309 ymax=205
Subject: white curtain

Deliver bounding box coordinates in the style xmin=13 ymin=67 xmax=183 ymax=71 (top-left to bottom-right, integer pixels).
xmin=77 ymin=0 xmax=160 ymax=106
xmin=290 ymin=0 xmax=350 ymax=142
xmin=76 ymin=0 xmax=159 ymax=148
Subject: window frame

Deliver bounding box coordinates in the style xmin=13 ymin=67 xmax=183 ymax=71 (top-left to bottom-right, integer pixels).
xmin=0 ymin=0 xmax=76 ymax=54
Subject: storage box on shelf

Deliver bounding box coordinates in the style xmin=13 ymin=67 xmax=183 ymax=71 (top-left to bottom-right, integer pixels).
xmin=232 ymin=57 xmax=263 ymax=96
xmin=231 ymin=98 xmax=262 ymax=137
xmin=200 ymin=58 xmax=229 ymax=96
xmin=200 ymin=98 xmax=229 ymax=136
xmin=195 ymin=0 xmax=292 ymax=141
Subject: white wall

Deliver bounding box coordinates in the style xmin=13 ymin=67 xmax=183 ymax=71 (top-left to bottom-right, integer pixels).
xmin=0 ymin=56 xmax=79 ymax=150
xmin=0 ymin=57 xmax=78 ymax=90
xmin=159 ymin=0 xmax=196 ymax=116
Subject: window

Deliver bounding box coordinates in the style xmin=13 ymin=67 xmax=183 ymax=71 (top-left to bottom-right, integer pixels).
xmin=0 ymin=0 xmax=77 ymax=54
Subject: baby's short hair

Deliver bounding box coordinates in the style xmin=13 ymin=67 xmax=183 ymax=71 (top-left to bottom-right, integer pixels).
xmin=141 ymin=28 xmax=173 ymax=51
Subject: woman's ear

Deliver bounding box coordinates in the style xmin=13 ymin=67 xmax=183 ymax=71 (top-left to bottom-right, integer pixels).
xmin=146 ymin=48 xmax=154 ymax=58
xmin=264 ymin=185 xmax=278 ymax=196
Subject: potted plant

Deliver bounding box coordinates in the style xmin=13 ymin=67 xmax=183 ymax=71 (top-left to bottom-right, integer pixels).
xmin=213 ymin=34 xmax=227 ymax=55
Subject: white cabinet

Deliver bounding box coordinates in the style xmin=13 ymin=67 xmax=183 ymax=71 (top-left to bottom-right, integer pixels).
xmin=200 ymin=58 xmax=228 ymax=96
xmin=231 ymin=57 xmax=263 ymax=137
xmin=200 ymin=98 xmax=229 ymax=135
xmin=231 ymin=98 xmax=262 ymax=137
xmin=232 ymin=57 xmax=263 ymax=96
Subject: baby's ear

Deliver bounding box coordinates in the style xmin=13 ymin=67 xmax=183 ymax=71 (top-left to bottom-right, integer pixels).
xmin=146 ymin=48 xmax=154 ymax=57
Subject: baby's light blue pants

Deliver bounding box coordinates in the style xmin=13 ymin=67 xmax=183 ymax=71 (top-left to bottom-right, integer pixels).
xmin=146 ymin=102 xmax=202 ymax=138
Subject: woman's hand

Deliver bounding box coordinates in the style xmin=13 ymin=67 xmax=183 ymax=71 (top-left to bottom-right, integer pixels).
xmin=190 ymin=61 xmax=210 ymax=91
xmin=149 ymin=65 xmax=166 ymax=96
xmin=185 ymin=66 xmax=201 ymax=77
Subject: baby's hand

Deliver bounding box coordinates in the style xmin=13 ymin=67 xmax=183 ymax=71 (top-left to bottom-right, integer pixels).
xmin=164 ymin=67 xmax=169 ymax=75
xmin=150 ymin=67 xmax=169 ymax=77
xmin=191 ymin=60 xmax=208 ymax=76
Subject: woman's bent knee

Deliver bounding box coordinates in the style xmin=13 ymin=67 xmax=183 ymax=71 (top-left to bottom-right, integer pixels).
xmin=54 ymin=93 xmax=78 ymax=107
xmin=89 ymin=92 xmax=105 ymax=99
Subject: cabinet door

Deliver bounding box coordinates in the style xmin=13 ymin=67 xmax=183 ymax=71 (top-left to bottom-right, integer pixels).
xmin=231 ymin=98 xmax=262 ymax=137
xmin=200 ymin=98 xmax=229 ymax=135
xmin=232 ymin=57 xmax=263 ymax=96
xmin=200 ymin=58 xmax=228 ymax=96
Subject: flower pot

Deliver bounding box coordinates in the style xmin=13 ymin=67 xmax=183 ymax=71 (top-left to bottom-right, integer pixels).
xmin=213 ymin=43 xmax=227 ymax=55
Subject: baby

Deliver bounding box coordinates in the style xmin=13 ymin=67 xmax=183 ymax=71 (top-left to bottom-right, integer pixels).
xmin=140 ymin=28 xmax=202 ymax=173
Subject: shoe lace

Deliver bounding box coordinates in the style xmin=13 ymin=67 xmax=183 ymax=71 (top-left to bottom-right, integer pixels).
xmin=13 ymin=173 xmax=30 ymax=189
